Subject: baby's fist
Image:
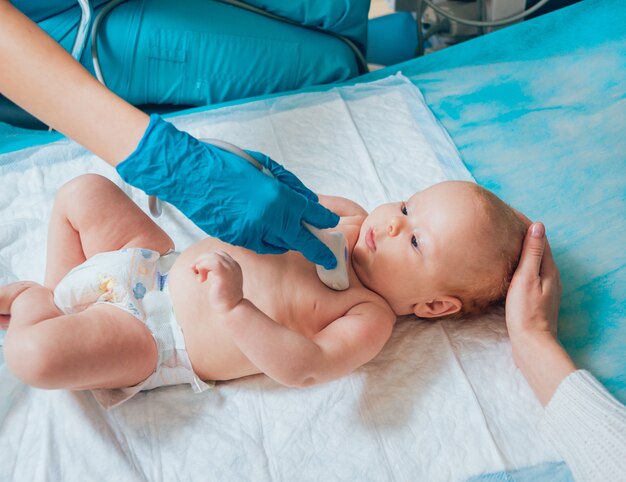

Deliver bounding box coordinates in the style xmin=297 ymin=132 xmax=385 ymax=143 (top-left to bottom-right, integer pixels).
xmin=191 ymin=251 xmax=243 ymax=313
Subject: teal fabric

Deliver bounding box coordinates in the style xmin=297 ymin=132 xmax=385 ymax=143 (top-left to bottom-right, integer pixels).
xmin=467 ymin=461 xmax=574 ymax=482
xmin=12 ymin=0 xmax=361 ymax=105
xmin=0 ymin=123 xmax=63 ymax=157
xmin=11 ymin=0 xmax=369 ymax=52
xmin=9 ymin=0 xmax=107 ymax=22
xmin=242 ymin=0 xmax=370 ymax=54
xmin=91 ymin=0 xmax=359 ymax=106
xmin=367 ymin=12 xmax=418 ymax=66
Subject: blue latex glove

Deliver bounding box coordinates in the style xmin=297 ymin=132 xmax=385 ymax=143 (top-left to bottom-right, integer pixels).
xmin=116 ymin=115 xmax=340 ymax=269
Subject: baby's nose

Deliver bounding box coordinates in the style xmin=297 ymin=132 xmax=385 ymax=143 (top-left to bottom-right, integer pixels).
xmin=387 ymin=216 xmax=404 ymax=237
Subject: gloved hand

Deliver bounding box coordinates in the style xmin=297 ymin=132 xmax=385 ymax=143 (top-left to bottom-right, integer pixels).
xmin=116 ymin=115 xmax=340 ymax=269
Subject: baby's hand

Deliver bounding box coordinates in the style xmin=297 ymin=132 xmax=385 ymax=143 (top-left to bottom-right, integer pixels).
xmin=191 ymin=251 xmax=243 ymax=313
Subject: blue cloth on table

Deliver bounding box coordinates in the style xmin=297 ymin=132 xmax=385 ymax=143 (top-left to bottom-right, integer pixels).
xmin=468 ymin=461 xmax=574 ymax=482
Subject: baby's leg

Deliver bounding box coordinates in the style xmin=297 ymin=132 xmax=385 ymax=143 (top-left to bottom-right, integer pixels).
xmin=3 ymin=283 xmax=156 ymax=390
xmin=45 ymin=174 xmax=174 ymax=289
xmin=0 ymin=281 xmax=35 ymax=329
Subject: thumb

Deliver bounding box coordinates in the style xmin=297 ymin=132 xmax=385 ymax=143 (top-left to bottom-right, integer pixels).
xmin=517 ymin=222 xmax=546 ymax=278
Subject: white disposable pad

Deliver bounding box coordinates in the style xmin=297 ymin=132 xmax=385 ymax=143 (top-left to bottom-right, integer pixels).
xmin=0 ymin=74 xmax=559 ymax=481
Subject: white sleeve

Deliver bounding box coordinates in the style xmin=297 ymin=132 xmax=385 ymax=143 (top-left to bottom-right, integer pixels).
xmin=538 ymin=369 xmax=626 ymax=482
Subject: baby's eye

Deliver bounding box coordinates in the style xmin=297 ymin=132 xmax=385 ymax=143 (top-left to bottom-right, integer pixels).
xmin=411 ymin=236 xmax=419 ymax=249
xmin=401 ymin=203 xmax=408 ymax=215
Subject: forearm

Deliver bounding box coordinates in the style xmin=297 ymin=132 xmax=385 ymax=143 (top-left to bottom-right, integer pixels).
xmin=225 ymin=299 xmax=323 ymax=387
xmin=539 ymin=370 xmax=626 ymax=481
xmin=0 ymin=2 xmax=148 ymax=164
xmin=510 ymin=330 xmax=576 ymax=406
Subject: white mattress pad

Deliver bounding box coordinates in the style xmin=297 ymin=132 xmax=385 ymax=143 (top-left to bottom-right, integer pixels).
xmin=0 ymin=74 xmax=559 ymax=481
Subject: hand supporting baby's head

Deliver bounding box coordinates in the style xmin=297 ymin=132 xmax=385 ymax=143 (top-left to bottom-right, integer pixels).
xmin=351 ymin=181 xmax=528 ymax=318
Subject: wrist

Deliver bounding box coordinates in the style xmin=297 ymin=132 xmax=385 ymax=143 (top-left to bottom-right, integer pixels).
xmin=509 ymin=329 xmax=577 ymax=406
xmin=510 ymin=328 xmax=553 ymax=364
xmin=223 ymin=298 xmax=252 ymax=320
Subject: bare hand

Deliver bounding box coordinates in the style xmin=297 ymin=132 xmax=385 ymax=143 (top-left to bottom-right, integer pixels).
xmin=505 ymin=222 xmax=562 ymax=341
xmin=505 ymin=222 xmax=578 ymax=405
xmin=192 ymin=251 xmax=244 ymax=313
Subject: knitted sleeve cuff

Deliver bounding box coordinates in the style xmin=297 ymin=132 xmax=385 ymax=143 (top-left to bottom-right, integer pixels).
xmin=538 ymin=370 xmax=626 ymax=481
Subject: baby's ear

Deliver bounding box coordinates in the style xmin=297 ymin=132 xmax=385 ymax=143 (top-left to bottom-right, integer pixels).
xmin=413 ymin=296 xmax=462 ymax=318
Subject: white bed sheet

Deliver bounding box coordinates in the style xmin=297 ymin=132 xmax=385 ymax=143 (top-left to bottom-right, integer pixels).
xmin=0 ymin=74 xmax=559 ymax=481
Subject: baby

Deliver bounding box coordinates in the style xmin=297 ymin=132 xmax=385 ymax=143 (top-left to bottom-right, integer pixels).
xmin=1 ymin=174 xmax=527 ymax=408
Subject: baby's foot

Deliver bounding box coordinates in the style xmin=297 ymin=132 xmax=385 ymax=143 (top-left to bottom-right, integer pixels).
xmin=0 ymin=281 xmax=38 ymax=328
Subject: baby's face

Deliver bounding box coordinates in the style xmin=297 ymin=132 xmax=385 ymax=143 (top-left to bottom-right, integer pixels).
xmin=352 ymin=181 xmax=491 ymax=316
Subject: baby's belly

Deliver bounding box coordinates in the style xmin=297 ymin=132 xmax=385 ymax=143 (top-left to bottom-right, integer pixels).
xmin=168 ymin=248 xmax=259 ymax=381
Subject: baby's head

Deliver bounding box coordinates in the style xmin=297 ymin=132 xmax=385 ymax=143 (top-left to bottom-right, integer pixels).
xmin=352 ymin=181 xmax=528 ymax=318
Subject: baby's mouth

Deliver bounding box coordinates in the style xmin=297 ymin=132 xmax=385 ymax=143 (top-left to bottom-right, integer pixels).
xmin=365 ymin=228 xmax=376 ymax=252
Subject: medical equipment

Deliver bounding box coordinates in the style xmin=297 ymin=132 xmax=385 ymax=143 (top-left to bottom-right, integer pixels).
xmin=149 ymin=139 xmax=350 ymax=291
xmin=381 ymin=0 xmax=555 ymax=56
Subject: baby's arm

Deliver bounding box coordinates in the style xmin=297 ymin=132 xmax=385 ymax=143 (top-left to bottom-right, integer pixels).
xmin=192 ymin=252 xmax=395 ymax=387
xmin=227 ymin=300 xmax=395 ymax=387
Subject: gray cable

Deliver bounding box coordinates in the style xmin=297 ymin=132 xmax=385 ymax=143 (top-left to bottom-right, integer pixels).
xmin=71 ymin=0 xmax=93 ymax=61
xmin=422 ymin=0 xmax=553 ymax=28
xmin=415 ymin=0 xmax=425 ymax=57
xmin=91 ymin=0 xmax=128 ymax=86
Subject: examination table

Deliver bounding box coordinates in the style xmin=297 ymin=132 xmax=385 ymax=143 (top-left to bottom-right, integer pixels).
xmin=0 ymin=0 xmax=623 ymax=480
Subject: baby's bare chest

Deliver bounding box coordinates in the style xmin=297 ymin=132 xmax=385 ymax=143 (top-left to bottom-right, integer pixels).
xmin=238 ymin=251 xmax=372 ymax=336
xmin=172 ymin=227 xmax=378 ymax=338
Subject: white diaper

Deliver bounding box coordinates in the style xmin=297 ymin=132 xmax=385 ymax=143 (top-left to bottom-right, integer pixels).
xmin=53 ymin=248 xmax=214 ymax=409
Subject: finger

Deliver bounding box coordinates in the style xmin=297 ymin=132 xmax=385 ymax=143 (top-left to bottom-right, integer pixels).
xmin=192 ymin=252 xmax=222 ymax=271
xmin=219 ymin=252 xmax=241 ymax=270
xmin=215 ymin=250 xmax=234 ymax=262
xmin=516 ymin=222 xmax=546 ymax=279
xmin=539 ymin=238 xmax=563 ymax=299
xmin=256 ymin=242 xmax=288 ymax=255
xmin=300 ymin=200 xmax=340 ymax=230
xmin=540 ymin=237 xmax=559 ymax=278
xmin=275 ymin=170 xmax=319 ymax=202
xmin=247 ymin=150 xmax=318 ymax=202
xmin=191 ymin=265 xmax=210 ymax=282
xmin=283 ymin=227 xmax=338 ymax=270
xmin=270 ymin=169 xmax=319 ymax=202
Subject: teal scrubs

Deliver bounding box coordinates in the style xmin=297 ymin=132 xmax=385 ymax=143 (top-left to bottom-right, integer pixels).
xmin=10 ymin=0 xmax=364 ymax=107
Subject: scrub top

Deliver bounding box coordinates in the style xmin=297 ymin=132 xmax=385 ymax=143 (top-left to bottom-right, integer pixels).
xmin=7 ymin=0 xmax=362 ymax=108
xmin=11 ymin=0 xmax=108 ymax=22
